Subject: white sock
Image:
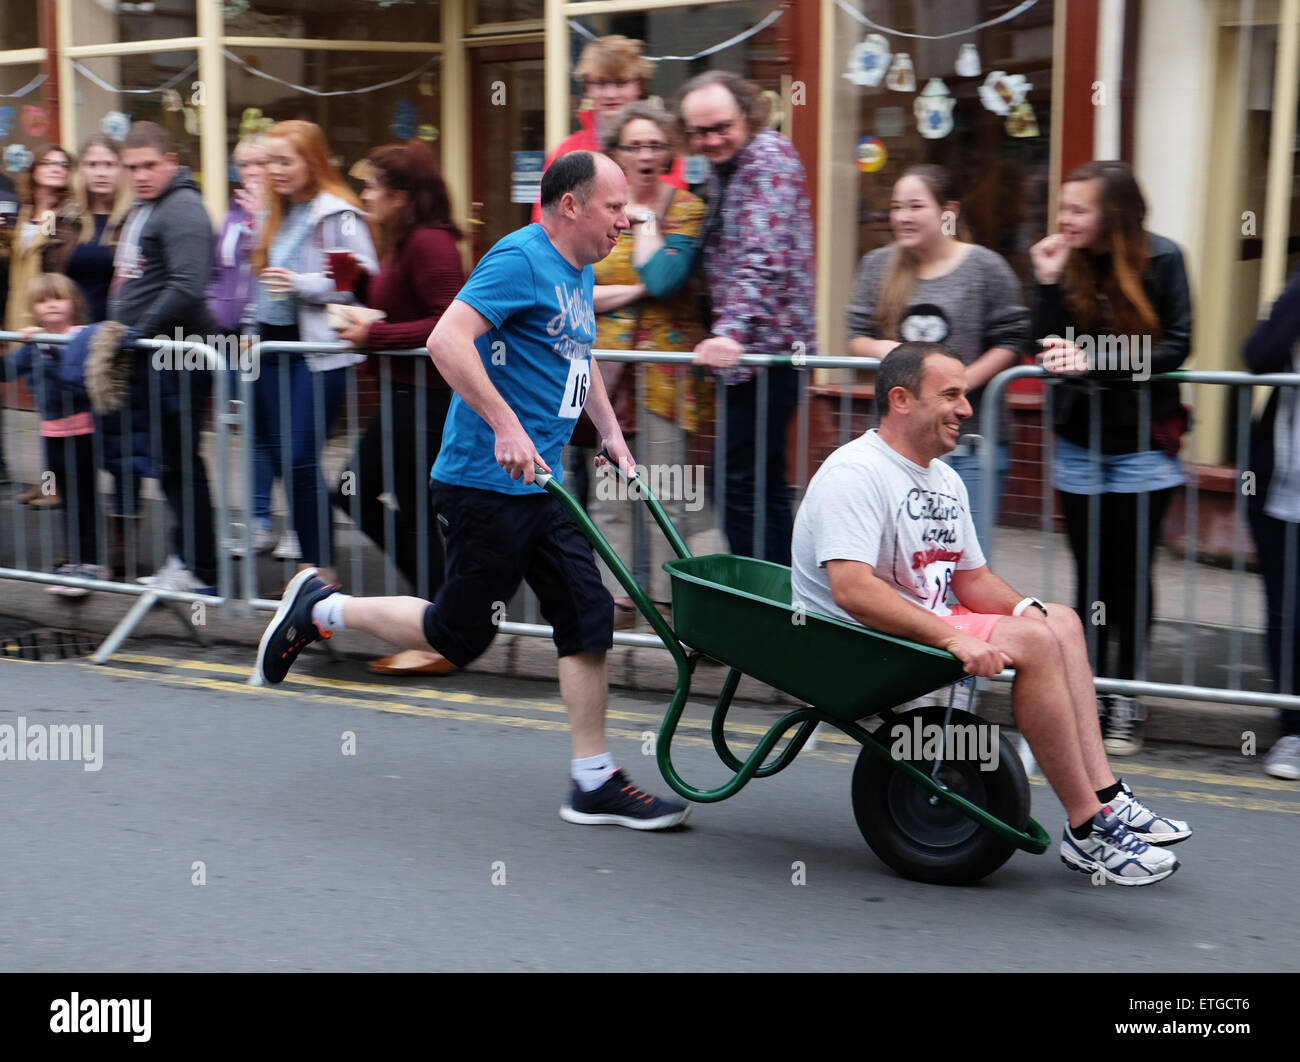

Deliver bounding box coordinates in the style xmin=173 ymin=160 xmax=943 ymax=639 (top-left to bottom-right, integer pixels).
xmin=572 ymin=753 xmax=617 ymax=793
xmin=311 ymin=593 xmax=351 ymax=632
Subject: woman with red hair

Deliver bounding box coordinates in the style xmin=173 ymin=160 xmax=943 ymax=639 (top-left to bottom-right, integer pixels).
xmin=332 ymin=140 xmax=466 ymax=674
xmin=252 ymin=120 xmax=378 ymax=588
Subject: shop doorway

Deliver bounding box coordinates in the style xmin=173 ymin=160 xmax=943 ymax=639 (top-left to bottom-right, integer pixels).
xmin=469 ymin=43 xmax=545 ymax=263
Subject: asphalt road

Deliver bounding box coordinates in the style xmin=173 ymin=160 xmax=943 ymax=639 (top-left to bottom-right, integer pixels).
xmin=1 ymin=643 xmax=1296 ymax=972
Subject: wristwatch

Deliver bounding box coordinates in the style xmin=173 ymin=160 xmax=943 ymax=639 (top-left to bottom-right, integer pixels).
xmin=1013 ymin=596 xmax=1048 ymax=617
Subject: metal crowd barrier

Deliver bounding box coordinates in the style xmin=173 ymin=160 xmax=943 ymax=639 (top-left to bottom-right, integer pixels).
xmin=4 ymin=332 xmax=1299 ymax=719
xmin=1 ymin=332 xmax=237 ymax=661
xmin=980 ymin=364 xmax=1300 ymax=712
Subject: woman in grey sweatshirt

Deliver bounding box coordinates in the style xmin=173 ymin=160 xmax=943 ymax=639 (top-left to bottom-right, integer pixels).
xmin=845 ymin=165 xmax=1028 ymax=530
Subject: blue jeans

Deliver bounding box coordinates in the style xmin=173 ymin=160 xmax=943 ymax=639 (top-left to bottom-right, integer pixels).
xmin=940 ymin=443 xmax=1009 ymax=539
xmin=1247 ymin=507 xmax=1300 ymax=736
xmin=253 ymin=339 xmax=347 ymax=566
xmin=723 ymin=367 xmax=802 ymax=565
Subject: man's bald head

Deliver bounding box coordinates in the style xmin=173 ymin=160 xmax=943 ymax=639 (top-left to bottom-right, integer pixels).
xmin=541 ymin=150 xmax=603 ymax=213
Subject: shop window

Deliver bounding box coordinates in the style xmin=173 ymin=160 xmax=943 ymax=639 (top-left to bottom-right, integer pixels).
xmin=474 ymin=0 xmax=543 ymax=25
xmin=0 ymin=63 xmax=49 ymax=183
xmin=71 ymin=0 xmax=198 ymax=47
xmin=224 ymin=0 xmax=441 ymax=44
xmin=73 ymin=50 xmax=202 ymax=172
xmin=0 ymin=0 xmax=41 ymax=51
xmin=225 ymin=49 xmax=442 ymax=192
xmin=826 ymin=0 xmax=1056 ymax=361
xmin=566 ymin=1 xmax=786 ymax=140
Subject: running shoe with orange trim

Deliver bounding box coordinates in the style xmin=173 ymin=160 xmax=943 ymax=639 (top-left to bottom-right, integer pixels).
xmin=255 ymin=567 xmax=336 ymax=685
xmin=560 ymin=769 xmax=690 ymax=830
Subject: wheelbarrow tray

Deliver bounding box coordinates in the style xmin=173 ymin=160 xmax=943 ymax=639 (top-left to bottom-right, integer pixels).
xmin=664 ymin=554 xmax=969 ymax=721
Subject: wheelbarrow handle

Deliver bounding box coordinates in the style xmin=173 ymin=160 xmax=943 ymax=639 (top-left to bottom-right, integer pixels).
xmin=596 ymin=447 xmax=632 ymax=480
xmin=593 ymin=448 xmax=690 ymax=561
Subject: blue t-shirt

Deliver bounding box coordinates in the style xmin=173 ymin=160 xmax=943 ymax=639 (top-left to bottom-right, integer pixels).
xmin=432 ymin=225 xmax=596 ymax=494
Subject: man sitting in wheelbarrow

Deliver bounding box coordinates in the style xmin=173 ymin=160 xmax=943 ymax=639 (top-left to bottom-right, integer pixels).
xmin=791 ymin=341 xmax=1191 ymax=886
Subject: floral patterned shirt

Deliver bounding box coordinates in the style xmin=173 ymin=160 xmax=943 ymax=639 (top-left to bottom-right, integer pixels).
xmin=701 ymin=129 xmax=817 ymax=384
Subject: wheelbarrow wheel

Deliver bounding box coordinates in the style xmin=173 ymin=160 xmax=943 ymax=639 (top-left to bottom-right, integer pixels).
xmin=852 ymin=705 xmax=1030 ymax=885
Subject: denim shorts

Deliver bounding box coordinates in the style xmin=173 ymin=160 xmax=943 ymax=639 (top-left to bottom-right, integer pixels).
xmin=1052 ymin=436 xmax=1184 ymax=495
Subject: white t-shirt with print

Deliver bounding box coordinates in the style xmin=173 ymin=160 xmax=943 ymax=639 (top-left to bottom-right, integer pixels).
xmin=791 ymin=429 xmax=986 ymax=624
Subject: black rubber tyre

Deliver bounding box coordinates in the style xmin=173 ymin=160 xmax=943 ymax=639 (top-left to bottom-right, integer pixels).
xmin=852 ymin=705 xmax=1031 ymax=885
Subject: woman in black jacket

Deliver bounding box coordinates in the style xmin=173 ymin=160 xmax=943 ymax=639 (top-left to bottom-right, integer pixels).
xmin=1031 ymin=160 xmax=1192 ymax=756
xmin=1243 ymin=268 xmax=1300 ymax=780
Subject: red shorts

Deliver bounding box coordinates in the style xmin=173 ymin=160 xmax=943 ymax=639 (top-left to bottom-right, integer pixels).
xmin=938 ymin=605 xmax=1004 ymax=642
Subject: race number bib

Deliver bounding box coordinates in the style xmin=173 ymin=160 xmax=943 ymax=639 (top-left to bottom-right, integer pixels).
xmin=559 ymin=357 xmax=590 ymax=419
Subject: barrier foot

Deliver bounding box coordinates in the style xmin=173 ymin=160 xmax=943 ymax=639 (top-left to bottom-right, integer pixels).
xmin=162 ymin=598 xmax=212 ymax=647
xmin=91 ymin=591 xmax=162 ymax=664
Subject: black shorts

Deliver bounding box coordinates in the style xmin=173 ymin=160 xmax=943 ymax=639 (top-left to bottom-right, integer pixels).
xmin=422 ymin=480 xmax=614 ymax=667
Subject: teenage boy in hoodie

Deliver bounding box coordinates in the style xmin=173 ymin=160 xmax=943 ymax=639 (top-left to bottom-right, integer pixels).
xmin=110 ymin=121 xmax=218 ymax=592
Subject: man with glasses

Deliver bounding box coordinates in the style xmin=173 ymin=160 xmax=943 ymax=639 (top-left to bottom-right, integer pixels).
xmin=678 ymin=71 xmax=815 ymax=566
xmin=531 ymin=34 xmax=686 ymax=224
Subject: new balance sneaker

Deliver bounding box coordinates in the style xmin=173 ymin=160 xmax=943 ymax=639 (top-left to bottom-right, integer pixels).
xmin=255 ymin=567 xmax=336 ymax=685
xmin=559 ymin=769 xmax=690 ymax=830
xmin=1060 ymin=805 xmax=1179 ymax=886
xmin=1108 ymin=780 xmax=1192 ymax=845
xmin=1102 ymin=693 xmax=1145 ymax=756
xmin=1263 ymin=735 xmax=1300 ymax=780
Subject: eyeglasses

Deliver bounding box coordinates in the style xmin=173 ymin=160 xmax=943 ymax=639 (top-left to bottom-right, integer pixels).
xmin=39 ymin=158 xmax=71 ymax=169
xmin=617 ymin=141 xmax=668 ymax=155
xmin=586 ymin=78 xmax=634 ymax=91
xmin=685 ymin=119 xmax=737 ymax=140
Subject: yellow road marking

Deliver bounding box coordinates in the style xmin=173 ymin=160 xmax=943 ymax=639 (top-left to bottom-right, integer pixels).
xmin=103 ymin=652 xmax=1300 ymax=793
xmin=71 ymin=659 xmax=1300 ymax=814
xmin=107 ymin=651 xmax=817 ymax=736
xmin=87 ymin=663 xmax=855 ymax=765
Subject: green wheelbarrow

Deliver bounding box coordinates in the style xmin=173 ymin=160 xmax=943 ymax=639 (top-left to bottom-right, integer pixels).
xmin=537 ymin=461 xmax=1050 ymax=885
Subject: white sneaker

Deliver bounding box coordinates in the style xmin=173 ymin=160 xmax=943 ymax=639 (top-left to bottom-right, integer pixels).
xmin=138 ymin=554 xmax=185 ymax=586
xmin=273 ymin=530 xmax=302 ymax=560
xmin=1060 ymin=805 xmax=1179 ymax=886
xmin=1102 ymin=694 xmax=1145 ymax=756
xmin=1263 ymin=735 xmax=1300 ymax=780
xmin=1107 ymin=780 xmax=1192 ymax=845
xmin=230 ymin=524 xmax=278 ymax=557
xmin=151 ymin=563 xmax=214 ymax=594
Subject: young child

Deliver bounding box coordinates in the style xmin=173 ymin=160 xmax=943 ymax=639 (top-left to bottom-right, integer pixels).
xmin=11 ymin=273 xmax=107 ymax=596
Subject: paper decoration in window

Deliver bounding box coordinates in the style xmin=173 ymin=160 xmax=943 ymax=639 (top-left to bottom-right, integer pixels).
xmin=845 ymin=34 xmax=891 ymax=87
xmin=886 ymin=53 xmax=916 ymax=93
xmin=978 ymin=71 xmax=1031 ymax=115
xmin=391 ymin=98 xmax=418 ymax=141
xmin=0 ymin=106 xmax=13 ymax=140
xmin=1006 ymin=101 xmax=1039 ymax=138
xmin=101 ymin=111 xmax=130 ymax=141
xmin=856 ymin=135 xmax=887 ymax=172
xmin=21 ymin=104 xmax=48 ymax=138
xmin=956 ymin=43 xmax=981 ymax=78
xmin=4 ymin=143 xmax=33 ymax=174
xmin=914 ymin=78 xmax=954 ymax=139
